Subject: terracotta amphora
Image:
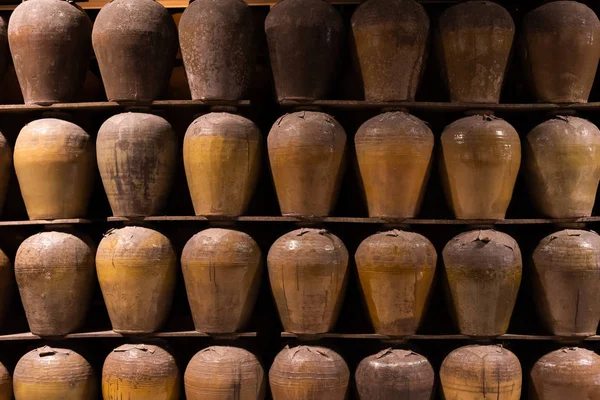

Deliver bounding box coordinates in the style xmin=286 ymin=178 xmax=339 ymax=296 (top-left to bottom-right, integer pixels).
xmin=13 ymin=346 xmax=97 ymax=400
xmin=265 ymin=0 xmax=343 ymax=101
xmin=15 ymin=231 xmax=95 ymax=337
xmin=14 ymin=118 xmax=95 ymax=220
xmin=267 ymin=228 xmax=348 ymax=334
xmin=97 ymin=112 xmax=178 ymax=217
xmin=440 ymin=345 xmax=522 ymax=400
xmin=355 ymin=112 xmax=433 ymax=218
xmin=355 ymin=230 xmax=436 ymax=336
xmin=179 ymin=0 xmax=255 ymax=100
xmin=438 ymin=1 xmax=514 ymax=103
xmin=184 ymin=113 xmax=261 ymax=217
xmin=525 ymin=116 xmax=600 ymax=218
xmin=102 ymin=344 xmax=180 ymax=400
xmin=532 ymin=229 xmax=600 ymax=338
xmin=96 ymin=226 xmax=177 ymax=334
xmin=268 ymin=111 xmax=346 ymax=217
xmin=523 ymin=1 xmax=600 ymax=103
xmin=351 ymin=0 xmax=429 ymax=101
xmin=8 ymin=0 xmax=92 ymax=104
xmin=269 ymin=346 xmax=349 ymax=400
xmin=355 ymin=349 xmax=434 ymax=400
xmin=531 ymin=347 xmax=600 ymax=400
xmin=92 ymin=0 xmax=178 ymax=102
xmin=181 ymin=228 xmax=262 ymax=333
xmin=185 ymin=346 xmax=265 ymax=400
xmin=443 ymin=229 xmax=522 ymax=337
xmin=440 ymin=115 xmax=521 ymax=219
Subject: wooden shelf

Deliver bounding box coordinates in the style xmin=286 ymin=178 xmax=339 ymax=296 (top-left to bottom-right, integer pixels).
xmin=0 ymin=100 xmax=250 ymax=113
xmin=281 ymin=332 xmax=600 ymax=341
xmin=0 ymin=331 xmax=257 ymax=341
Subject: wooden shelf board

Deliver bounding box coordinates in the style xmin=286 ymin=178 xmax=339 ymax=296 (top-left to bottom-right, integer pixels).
xmin=0 ymin=331 xmax=257 ymax=341
xmin=0 ymin=100 xmax=250 ymax=113
xmin=281 ymin=332 xmax=600 ymax=341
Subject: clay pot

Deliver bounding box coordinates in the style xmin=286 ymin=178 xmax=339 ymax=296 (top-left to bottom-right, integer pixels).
xmin=184 ymin=113 xmax=261 ymax=216
xmin=0 ymin=131 xmax=12 ymax=216
xmin=103 ymin=344 xmax=180 ymax=400
xmin=14 ymin=118 xmax=95 ymax=220
xmin=179 ymin=0 xmax=255 ymax=100
xmin=267 ymin=228 xmax=348 ymax=334
xmin=532 ymin=229 xmax=600 ymax=337
xmin=181 ymin=228 xmax=262 ymax=333
xmin=8 ymin=0 xmax=92 ymax=105
xmin=0 ymin=362 xmax=9 ymax=400
xmin=14 ymin=346 xmax=96 ymax=399
xmin=525 ymin=116 xmax=600 ymax=218
xmin=440 ymin=345 xmax=522 ymax=400
xmin=168 ymin=66 xmax=191 ymax=100
xmin=443 ymin=230 xmax=522 ymax=337
xmin=0 ymin=249 xmax=12 ymax=330
xmin=440 ymin=115 xmax=521 ymax=219
xmin=268 ymin=111 xmax=346 ymax=217
xmin=15 ymin=231 xmax=95 ymax=337
xmin=97 ymin=112 xmax=178 ymax=217
xmin=438 ymin=1 xmax=514 ymax=103
xmin=351 ymin=0 xmax=429 ymax=101
xmin=265 ymin=0 xmax=343 ymax=101
xmin=96 ymin=226 xmax=177 ymax=334
xmin=523 ymin=1 xmax=600 ymax=103
xmin=185 ymin=346 xmax=265 ymax=400
xmin=355 ymin=349 xmax=434 ymax=400
xmin=355 ymin=112 xmax=433 ymax=218
xmin=355 ymin=230 xmax=436 ymax=336
xmin=93 ymin=0 xmax=177 ymax=102
xmin=531 ymin=347 xmax=600 ymax=400
xmin=269 ymin=346 xmax=349 ymax=400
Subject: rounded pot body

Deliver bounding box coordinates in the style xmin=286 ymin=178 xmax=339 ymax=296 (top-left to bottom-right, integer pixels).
xmin=14 ymin=346 xmax=96 ymax=400
xmin=355 ymin=349 xmax=434 ymax=400
xmin=440 ymin=345 xmax=522 ymax=400
xmin=523 ymin=1 xmax=600 ymax=103
xmin=268 ymin=111 xmax=346 ymax=217
xmin=438 ymin=1 xmax=514 ymax=103
xmin=96 ymin=226 xmax=177 ymax=334
xmin=525 ymin=116 xmax=600 ymax=218
xmin=15 ymin=231 xmax=95 ymax=337
xmin=185 ymin=346 xmax=265 ymax=400
xmin=0 ymin=248 xmax=12 ymax=331
xmin=351 ymin=0 xmax=429 ymax=101
xmin=355 ymin=112 xmax=433 ymax=218
xmin=8 ymin=0 xmax=92 ymax=105
xmin=440 ymin=115 xmax=521 ymax=219
xmin=184 ymin=113 xmax=261 ymax=216
xmin=531 ymin=347 xmax=600 ymax=400
xmin=443 ymin=230 xmax=522 ymax=337
xmin=0 ymin=361 xmax=9 ymax=400
xmin=93 ymin=0 xmax=177 ymax=102
xmin=267 ymin=228 xmax=349 ymax=334
xmin=269 ymin=346 xmax=349 ymax=400
xmin=355 ymin=230 xmax=436 ymax=336
xmin=532 ymin=229 xmax=600 ymax=337
xmin=265 ymin=0 xmax=343 ymax=101
xmin=102 ymin=344 xmax=180 ymax=400
xmin=14 ymin=118 xmax=95 ymax=220
xmin=181 ymin=228 xmax=262 ymax=333
xmin=97 ymin=112 xmax=178 ymax=217
xmin=179 ymin=0 xmax=255 ymax=100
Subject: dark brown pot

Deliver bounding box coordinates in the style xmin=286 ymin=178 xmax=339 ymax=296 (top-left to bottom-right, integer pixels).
xmin=525 ymin=116 xmax=600 ymax=218
xmin=269 ymin=346 xmax=349 ymax=400
xmin=523 ymin=1 xmax=600 ymax=103
xmin=438 ymin=1 xmax=514 ymax=103
xmin=443 ymin=229 xmax=522 ymax=337
xmin=268 ymin=111 xmax=346 ymax=217
xmin=179 ymin=0 xmax=255 ymax=100
xmin=355 ymin=230 xmax=436 ymax=336
xmin=355 ymin=349 xmax=434 ymax=400
xmin=265 ymin=0 xmax=343 ymax=101
xmin=532 ymin=229 xmax=600 ymax=338
xmin=351 ymin=0 xmax=429 ymax=101
xmin=267 ymin=228 xmax=349 ymax=334
xmin=8 ymin=0 xmax=92 ymax=105
xmin=92 ymin=0 xmax=177 ymax=102
xmin=531 ymin=347 xmax=600 ymax=400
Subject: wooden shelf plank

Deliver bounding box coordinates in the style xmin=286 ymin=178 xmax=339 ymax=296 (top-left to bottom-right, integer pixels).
xmin=0 ymin=100 xmax=250 ymax=113
xmin=281 ymin=332 xmax=600 ymax=341
xmin=0 ymin=331 xmax=257 ymax=341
